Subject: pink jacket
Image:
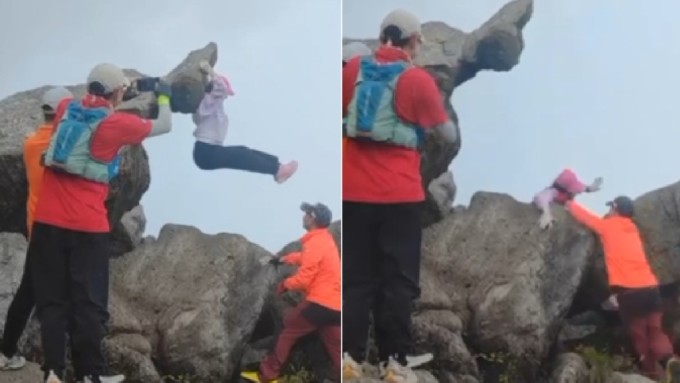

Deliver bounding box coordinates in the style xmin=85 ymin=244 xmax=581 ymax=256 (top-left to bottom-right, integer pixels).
xmin=533 ymin=169 xmax=587 ymax=209
xmin=192 ymin=74 xmax=235 ymax=145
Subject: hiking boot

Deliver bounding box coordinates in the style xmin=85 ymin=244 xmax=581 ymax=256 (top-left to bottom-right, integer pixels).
xmin=275 ymin=161 xmax=298 ymax=184
xmin=342 ymin=352 xmax=363 ymax=380
xmin=45 ymin=370 xmax=63 ymax=383
xmin=383 ymin=357 xmax=417 ymax=383
xmin=665 ymin=357 xmax=680 ymax=383
xmin=0 ymin=352 xmax=26 ymax=370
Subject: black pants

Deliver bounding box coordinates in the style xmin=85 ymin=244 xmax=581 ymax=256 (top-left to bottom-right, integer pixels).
xmin=193 ymin=141 xmax=280 ymax=175
xmin=29 ymin=222 xmax=111 ymax=378
xmin=342 ymin=201 xmax=422 ymax=363
xmin=1 ymin=244 xmax=35 ymax=357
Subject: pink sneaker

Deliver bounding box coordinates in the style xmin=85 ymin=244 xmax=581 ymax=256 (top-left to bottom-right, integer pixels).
xmin=275 ymin=161 xmax=298 ymax=184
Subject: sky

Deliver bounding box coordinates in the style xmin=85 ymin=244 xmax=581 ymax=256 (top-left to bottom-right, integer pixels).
xmin=343 ymin=0 xmax=680 ymax=214
xmin=0 ymin=0 xmax=341 ymax=252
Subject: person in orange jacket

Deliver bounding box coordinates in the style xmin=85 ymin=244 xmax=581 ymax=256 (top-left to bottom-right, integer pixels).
xmin=1 ymin=87 xmax=73 ymax=372
xmin=243 ymin=202 xmax=340 ymax=383
xmin=566 ymin=196 xmax=680 ymax=382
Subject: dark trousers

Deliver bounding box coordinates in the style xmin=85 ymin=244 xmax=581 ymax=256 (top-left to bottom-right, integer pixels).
xmin=342 ymin=201 xmax=422 ymax=363
xmin=260 ymin=301 xmax=341 ymax=381
xmin=29 ymin=222 xmax=111 ymax=378
xmin=193 ymin=141 xmax=280 ymax=175
xmin=1 ymin=244 xmax=35 ymax=357
xmin=616 ymin=286 xmax=674 ymax=379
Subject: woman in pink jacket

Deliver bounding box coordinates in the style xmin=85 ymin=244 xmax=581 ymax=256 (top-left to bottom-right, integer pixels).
xmin=192 ymin=61 xmax=298 ymax=183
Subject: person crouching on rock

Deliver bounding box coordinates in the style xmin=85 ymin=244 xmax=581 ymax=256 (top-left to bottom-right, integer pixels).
xmin=242 ymin=202 xmax=340 ymax=383
xmin=566 ymin=196 xmax=680 ymax=381
xmin=30 ymin=63 xmax=175 ymax=383
xmin=191 ymin=60 xmax=298 ymax=183
xmin=533 ymin=168 xmax=602 ymax=229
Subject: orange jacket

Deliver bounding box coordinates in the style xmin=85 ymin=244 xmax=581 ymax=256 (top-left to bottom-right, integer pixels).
xmin=566 ymin=201 xmax=658 ymax=288
xmin=23 ymin=124 xmax=53 ymax=237
xmin=282 ymin=228 xmax=340 ymax=311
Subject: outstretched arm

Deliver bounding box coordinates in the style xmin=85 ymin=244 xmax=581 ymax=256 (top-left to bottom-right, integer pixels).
xmin=565 ymin=200 xmax=606 ymax=234
xmin=584 ymin=177 xmax=603 ymax=193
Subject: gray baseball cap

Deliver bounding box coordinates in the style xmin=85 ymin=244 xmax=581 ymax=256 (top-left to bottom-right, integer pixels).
xmin=606 ymin=196 xmax=635 ymax=218
xmin=41 ymin=86 xmax=73 ymax=113
xmin=301 ymin=202 xmax=332 ymax=228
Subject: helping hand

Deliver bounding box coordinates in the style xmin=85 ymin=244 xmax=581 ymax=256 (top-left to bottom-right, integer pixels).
xmin=588 ymin=177 xmax=603 ymax=192
xmin=539 ymin=213 xmax=555 ymax=230
xmin=155 ymin=80 xmax=172 ymax=99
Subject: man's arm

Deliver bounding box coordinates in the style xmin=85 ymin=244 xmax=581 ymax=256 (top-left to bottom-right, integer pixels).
xmin=409 ymin=69 xmax=457 ymax=144
xmin=565 ymin=200 xmax=606 ymax=234
xmin=147 ymin=83 xmax=173 ymax=137
xmin=282 ymin=251 xmax=302 ymax=266
xmin=283 ymin=246 xmax=322 ymax=292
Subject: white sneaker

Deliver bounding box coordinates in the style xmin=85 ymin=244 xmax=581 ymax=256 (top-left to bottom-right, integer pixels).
xmin=45 ymin=370 xmax=62 ymax=383
xmin=383 ymin=357 xmax=418 ymax=383
xmin=78 ymin=375 xmax=126 ymax=383
xmin=342 ymin=352 xmax=363 ymax=380
xmin=379 ymin=353 xmax=434 ymax=378
xmin=0 ymin=353 xmax=26 ymax=370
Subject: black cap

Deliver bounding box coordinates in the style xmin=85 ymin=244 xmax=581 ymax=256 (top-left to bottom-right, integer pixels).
xmin=301 ymin=202 xmax=332 ymax=228
xmin=606 ymin=196 xmax=635 ymax=218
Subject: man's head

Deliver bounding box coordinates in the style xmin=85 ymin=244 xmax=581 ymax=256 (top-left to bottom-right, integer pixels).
xmin=41 ymin=86 xmax=73 ymax=122
xmin=343 ymin=42 xmax=372 ymax=66
xmin=86 ymin=63 xmax=131 ymax=107
xmin=300 ymin=202 xmax=332 ymax=231
xmin=379 ymin=9 xmax=424 ymax=59
xmin=606 ymin=196 xmax=635 ymax=218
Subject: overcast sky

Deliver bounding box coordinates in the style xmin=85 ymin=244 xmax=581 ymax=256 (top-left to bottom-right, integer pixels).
xmin=0 ymin=0 xmax=340 ymax=251
xmin=344 ymin=0 xmax=680 ymax=214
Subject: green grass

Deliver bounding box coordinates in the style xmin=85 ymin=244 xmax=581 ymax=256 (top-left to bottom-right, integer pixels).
xmin=575 ymin=345 xmax=636 ymax=383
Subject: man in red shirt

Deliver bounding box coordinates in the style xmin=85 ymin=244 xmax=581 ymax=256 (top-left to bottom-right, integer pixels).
xmin=342 ymin=9 xmax=457 ymax=383
xmin=29 ymin=63 xmax=174 ymax=383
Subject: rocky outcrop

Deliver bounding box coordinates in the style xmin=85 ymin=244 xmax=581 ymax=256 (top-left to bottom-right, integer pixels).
xmin=106 ymin=224 xmax=276 ymax=382
xmin=416 ymin=192 xmax=595 ymax=381
xmin=0 ymin=43 xmax=217 ymax=253
xmin=0 ymin=233 xmax=28 ymax=335
xmin=343 ymin=0 xmax=534 ymax=226
xmin=549 ymin=353 xmax=589 ymax=383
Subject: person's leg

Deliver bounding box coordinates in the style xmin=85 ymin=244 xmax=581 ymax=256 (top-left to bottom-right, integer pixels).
xmin=30 ymin=223 xmax=70 ymax=380
xmin=193 ymin=141 xmax=280 ymax=174
xmin=1 ymin=242 xmax=36 ymax=363
xmin=259 ymin=302 xmax=318 ymax=381
xmin=375 ymin=202 xmax=422 ymax=363
xmin=69 ymin=231 xmax=111 ymax=378
xmin=372 ymin=293 xmax=392 ymax=363
xmin=319 ymin=325 xmax=341 ymax=379
xmin=342 ymin=201 xmax=381 ymax=364
xmin=646 ymin=311 xmax=674 ymax=374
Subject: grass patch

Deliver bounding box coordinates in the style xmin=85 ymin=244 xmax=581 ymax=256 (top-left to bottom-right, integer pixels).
xmin=575 ymin=345 xmax=636 ymax=383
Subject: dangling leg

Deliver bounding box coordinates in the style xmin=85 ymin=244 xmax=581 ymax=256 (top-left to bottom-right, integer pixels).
xmin=193 ymin=141 xmax=297 ymax=183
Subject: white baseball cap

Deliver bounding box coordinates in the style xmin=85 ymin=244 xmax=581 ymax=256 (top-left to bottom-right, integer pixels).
xmin=41 ymin=86 xmax=73 ymax=112
xmin=86 ymin=63 xmax=131 ymax=94
xmin=380 ymin=9 xmax=424 ymax=42
xmin=343 ymin=42 xmax=372 ymax=62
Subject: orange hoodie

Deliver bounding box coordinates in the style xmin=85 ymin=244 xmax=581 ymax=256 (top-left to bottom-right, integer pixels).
xmin=23 ymin=124 xmax=53 ymax=237
xmin=566 ymin=201 xmax=658 ymax=288
xmin=282 ymin=228 xmax=340 ymax=311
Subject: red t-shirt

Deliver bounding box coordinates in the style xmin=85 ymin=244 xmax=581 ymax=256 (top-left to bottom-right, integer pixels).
xmin=343 ymin=47 xmax=449 ymax=203
xmin=34 ymin=95 xmax=152 ymax=233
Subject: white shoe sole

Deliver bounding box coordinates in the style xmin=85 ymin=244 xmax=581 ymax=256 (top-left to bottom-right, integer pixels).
xmin=406 ymin=353 xmax=433 ymax=368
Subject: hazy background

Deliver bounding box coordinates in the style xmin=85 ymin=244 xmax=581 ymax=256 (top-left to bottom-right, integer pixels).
xmin=0 ymin=0 xmax=341 ymax=251
xmin=344 ymin=0 xmax=680 ymax=213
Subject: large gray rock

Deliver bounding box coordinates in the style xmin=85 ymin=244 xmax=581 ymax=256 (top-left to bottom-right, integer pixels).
xmin=106 ymin=224 xmax=276 ymax=382
xmin=417 ymin=192 xmax=595 ymax=380
xmin=549 ymin=353 xmax=589 ymax=383
xmin=343 ymin=0 xmax=534 ymax=226
xmin=0 ymin=361 xmax=43 ymax=383
xmin=0 ymin=233 xmax=28 ymax=337
xmin=606 ymin=372 xmax=656 ymax=383
xmin=0 ymin=42 xmax=217 ymax=253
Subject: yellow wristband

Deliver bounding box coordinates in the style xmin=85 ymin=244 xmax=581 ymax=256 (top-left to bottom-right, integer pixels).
xmin=157 ymin=95 xmax=170 ymax=105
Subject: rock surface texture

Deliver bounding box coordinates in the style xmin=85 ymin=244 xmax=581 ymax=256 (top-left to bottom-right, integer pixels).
xmin=343 ymin=0 xmax=534 ymax=226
